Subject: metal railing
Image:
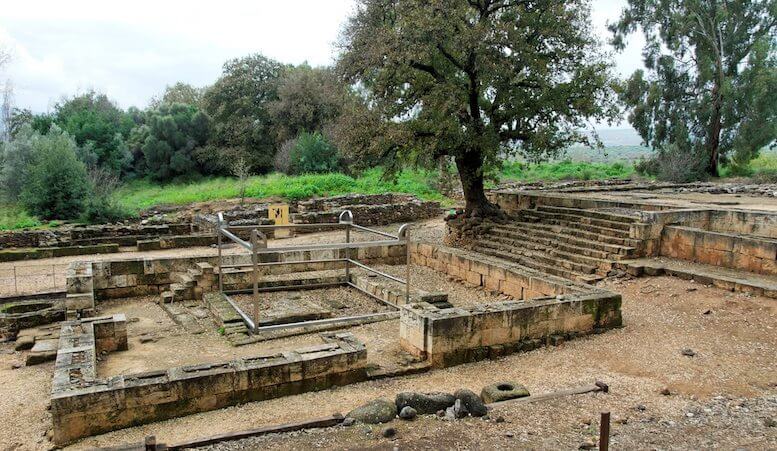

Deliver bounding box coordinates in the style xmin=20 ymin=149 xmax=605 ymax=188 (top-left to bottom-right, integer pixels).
xmin=215 ymin=210 xmax=411 ymax=332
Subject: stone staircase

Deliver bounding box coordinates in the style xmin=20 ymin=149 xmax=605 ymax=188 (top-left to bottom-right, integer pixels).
xmin=473 ymin=205 xmax=645 ymax=284
xmin=160 ymin=262 xmax=216 ymax=303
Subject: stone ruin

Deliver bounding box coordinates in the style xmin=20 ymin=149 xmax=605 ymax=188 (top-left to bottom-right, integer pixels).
xmin=4 ymin=186 xmax=776 ymax=446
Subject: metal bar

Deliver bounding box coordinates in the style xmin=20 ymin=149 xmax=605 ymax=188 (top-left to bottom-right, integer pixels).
xmin=217 ymin=215 xmax=224 ymax=293
xmin=220 ymin=227 xmax=252 ymax=250
xmin=403 ymin=227 xmax=411 ymax=304
xmin=224 ymin=282 xmax=345 ymax=295
xmin=349 ymin=224 xmax=399 ymax=239
xmin=251 ymin=230 xmax=260 ymax=325
xmin=599 ymin=411 xmax=610 ymax=451
xmin=252 ymin=239 xmax=401 ymax=254
xmin=347 ymin=259 xmax=406 ymax=285
xmin=220 ymin=259 xmax=347 ymax=269
xmin=346 ymin=282 xmax=400 ymax=309
xmin=345 ymin=225 xmax=351 ymax=283
xmin=223 ymin=294 xmax=255 ymax=330
xmin=13 ymin=266 xmax=17 ymax=295
xmin=253 ymin=311 xmax=398 ymax=332
xmin=226 ymin=223 xmax=345 ymax=230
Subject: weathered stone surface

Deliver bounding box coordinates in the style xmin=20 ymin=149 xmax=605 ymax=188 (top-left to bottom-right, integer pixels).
xmin=399 ymin=406 xmax=417 ymax=420
xmin=346 ymin=398 xmax=397 ymax=424
xmin=454 ymin=389 xmax=487 ymax=417
xmin=395 ymin=392 xmax=456 ymax=415
xmin=480 ymin=382 xmax=530 ymax=403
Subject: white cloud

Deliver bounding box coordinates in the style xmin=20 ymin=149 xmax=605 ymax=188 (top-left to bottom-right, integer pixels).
xmin=0 ymin=0 xmax=646 ymax=124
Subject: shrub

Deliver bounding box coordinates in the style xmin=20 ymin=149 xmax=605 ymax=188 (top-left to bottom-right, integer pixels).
xmin=0 ymin=124 xmax=39 ymax=201
xmin=655 ymin=145 xmax=709 ymax=182
xmin=20 ymin=126 xmax=90 ymax=220
xmin=289 ymin=132 xmax=341 ymax=174
xmin=81 ymin=168 xmax=133 ymax=223
xmin=753 ymin=168 xmax=777 ymax=183
xmin=274 ymin=138 xmax=297 ymax=173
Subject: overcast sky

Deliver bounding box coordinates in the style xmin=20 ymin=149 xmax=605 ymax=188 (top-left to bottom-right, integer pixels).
xmin=0 ymin=0 xmax=644 ymax=121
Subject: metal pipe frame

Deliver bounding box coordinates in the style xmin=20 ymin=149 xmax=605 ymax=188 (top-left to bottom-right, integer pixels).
xmin=220 ymin=259 xmax=347 ymax=270
xmin=346 ymin=259 xmax=406 ymax=285
xmin=214 ymin=209 xmax=413 ymax=333
xmin=224 ymin=282 xmax=345 ymax=295
xmin=252 ymin=311 xmax=399 ymax=333
xmin=223 ymin=293 xmax=256 ymax=330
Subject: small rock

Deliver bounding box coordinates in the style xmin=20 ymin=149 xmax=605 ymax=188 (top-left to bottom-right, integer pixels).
xmin=342 ymin=417 xmax=356 ymax=427
xmin=579 ymin=438 xmax=597 ymax=449
xmin=11 ymin=362 xmax=22 ymax=369
xmin=686 ymin=287 xmax=697 ymax=292
xmin=399 ymin=406 xmax=417 ymax=420
xmin=480 ymin=381 xmax=530 ymax=403
xmin=636 ymin=404 xmax=647 ymax=411
xmin=454 ymin=388 xmax=488 ymax=417
xmin=764 ymin=418 xmax=777 ymax=428
xmin=681 ymin=348 xmax=697 ymax=357
xmin=139 ymin=335 xmax=156 ymax=344
xmin=495 ymin=416 xmax=505 ymax=423
xmin=505 ymin=432 xmax=514 ymax=438
xmin=660 ymin=388 xmax=672 ymax=396
xmin=436 ymin=410 xmax=445 ymax=417
xmin=703 ymin=309 xmax=713 ymax=315
xmin=381 ymin=427 xmax=396 ymax=438
xmin=346 ymin=398 xmax=396 ymax=424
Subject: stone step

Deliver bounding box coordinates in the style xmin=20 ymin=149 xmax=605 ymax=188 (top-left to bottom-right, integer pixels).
xmin=502 ymin=221 xmax=641 ymax=247
xmin=473 ymin=242 xmax=603 ymax=284
xmin=481 ymin=235 xmax=615 ymax=273
xmin=187 ymin=268 xmax=202 ymax=278
xmin=536 ymin=205 xmax=639 ymax=224
xmin=521 ymin=212 xmax=631 ymax=238
xmin=524 ymin=209 xmax=633 ymax=232
xmin=161 ymin=291 xmax=174 ymax=303
xmin=619 ymin=258 xmax=777 ymax=299
xmin=489 ymin=225 xmax=635 ymax=260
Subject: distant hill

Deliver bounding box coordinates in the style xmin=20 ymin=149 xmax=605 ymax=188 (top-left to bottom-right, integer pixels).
xmin=556 ymin=128 xmax=651 ymax=164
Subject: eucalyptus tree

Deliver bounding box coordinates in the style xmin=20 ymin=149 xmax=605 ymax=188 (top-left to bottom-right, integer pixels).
xmin=337 ymin=0 xmax=619 ymax=216
xmin=611 ymin=0 xmax=777 ymax=176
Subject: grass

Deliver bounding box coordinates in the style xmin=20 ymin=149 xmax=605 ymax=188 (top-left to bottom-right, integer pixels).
xmin=499 ymin=160 xmax=634 ymax=182
xmin=0 ymin=204 xmax=44 ymax=231
xmin=115 ymin=168 xmax=450 ymax=213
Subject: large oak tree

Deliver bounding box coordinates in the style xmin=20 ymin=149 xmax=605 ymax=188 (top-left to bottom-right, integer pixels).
xmin=337 ymin=0 xmax=618 ymax=216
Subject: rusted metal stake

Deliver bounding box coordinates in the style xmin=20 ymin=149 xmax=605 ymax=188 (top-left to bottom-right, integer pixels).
xmin=599 ymin=411 xmax=610 ymax=451
xmin=251 ymin=229 xmax=259 ymax=326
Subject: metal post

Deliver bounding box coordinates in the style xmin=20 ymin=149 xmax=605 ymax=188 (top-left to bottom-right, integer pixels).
xmin=251 ymin=229 xmax=259 ymax=326
xmin=217 ymin=213 xmax=224 ymax=293
xmin=339 ymin=210 xmax=353 ymax=284
xmin=345 ymin=225 xmax=351 ymax=282
xmin=599 ymin=411 xmax=610 ymax=451
xmin=399 ymin=224 xmax=411 ymax=303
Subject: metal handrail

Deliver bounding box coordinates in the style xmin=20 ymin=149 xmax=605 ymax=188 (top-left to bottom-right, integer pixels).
xmin=215 ymin=208 xmax=413 ymax=332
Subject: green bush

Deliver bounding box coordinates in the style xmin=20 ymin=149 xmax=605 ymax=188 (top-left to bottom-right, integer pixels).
xmin=20 ymin=127 xmax=91 ymax=220
xmin=289 ymin=132 xmax=341 ymax=174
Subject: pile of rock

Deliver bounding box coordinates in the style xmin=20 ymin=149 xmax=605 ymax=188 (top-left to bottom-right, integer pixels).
xmin=345 ymin=382 xmax=530 ymax=427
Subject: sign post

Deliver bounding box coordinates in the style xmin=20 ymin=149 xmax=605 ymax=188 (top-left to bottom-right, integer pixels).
xmin=269 ymin=204 xmax=293 ymax=239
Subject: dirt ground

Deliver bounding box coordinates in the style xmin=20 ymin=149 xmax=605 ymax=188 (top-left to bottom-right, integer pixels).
xmin=0 ymin=273 xmax=775 ymax=450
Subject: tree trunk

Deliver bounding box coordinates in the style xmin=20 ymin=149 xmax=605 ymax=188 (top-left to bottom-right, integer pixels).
xmin=708 ymin=84 xmax=722 ymax=177
xmin=455 ymin=149 xmax=499 ymax=217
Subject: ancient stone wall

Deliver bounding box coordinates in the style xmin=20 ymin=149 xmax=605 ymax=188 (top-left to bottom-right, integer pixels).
xmin=409 ymin=242 xmax=589 ymax=299
xmin=660 ymin=226 xmax=777 ymax=275
xmin=293 ymin=200 xmax=440 ymax=227
xmin=399 ymin=292 xmax=622 ymax=367
xmin=51 ymin=331 xmax=366 ymax=445
xmin=0 ymin=223 xmax=195 ymax=249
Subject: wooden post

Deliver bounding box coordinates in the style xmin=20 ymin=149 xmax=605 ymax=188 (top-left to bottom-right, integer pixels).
xmin=599 ymin=411 xmax=610 ymax=451
xmin=144 ymin=435 xmax=156 ymax=451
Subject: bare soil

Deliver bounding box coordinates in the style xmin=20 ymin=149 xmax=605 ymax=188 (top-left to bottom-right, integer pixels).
xmin=0 ymin=274 xmax=774 ymax=450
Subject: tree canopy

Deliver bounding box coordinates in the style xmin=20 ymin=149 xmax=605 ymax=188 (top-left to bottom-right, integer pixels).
xmin=337 ymin=0 xmax=619 ymax=215
xmin=203 ymin=54 xmax=288 ymax=173
xmin=611 ymin=0 xmax=777 ymax=177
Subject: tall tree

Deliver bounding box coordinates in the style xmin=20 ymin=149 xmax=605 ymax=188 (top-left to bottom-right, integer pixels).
xmin=203 ymin=54 xmax=287 ymax=173
xmin=611 ymin=0 xmax=777 ymax=176
xmin=269 ymin=65 xmax=346 ymax=142
xmin=149 ymin=82 xmax=205 ymax=109
xmin=53 ymin=91 xmax=136 ymax=175
xmin=338 ymin=0 xmax=618 ymax=216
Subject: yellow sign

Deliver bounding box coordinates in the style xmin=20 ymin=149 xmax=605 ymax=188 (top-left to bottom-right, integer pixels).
xmin=269 ymin=204 xmax=289 ymax=225
xmin=269 ymin=204 xmax=292 ymax=238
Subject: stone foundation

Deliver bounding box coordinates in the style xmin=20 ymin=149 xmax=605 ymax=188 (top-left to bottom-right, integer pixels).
xmin=51 ymin=328 xmax=366 ymax=445
xmin=399 ymin=292 xmax=622 ymax=367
